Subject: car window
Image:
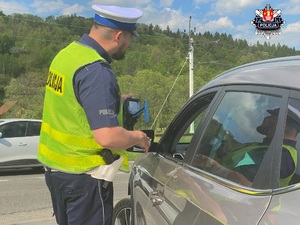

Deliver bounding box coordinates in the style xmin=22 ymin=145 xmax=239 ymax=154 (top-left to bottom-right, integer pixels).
xmin=169 ymin=93 xmax=217 ymax=160
xmin=191 ymin=91 xmax=290 ymax=188
xmin=0 ymin=121 xmax=27 ymax=138
xmin=27 ymin=121 xmax=41 ymax=136
xmin=178 ymin=111 xmax=207 ymax=144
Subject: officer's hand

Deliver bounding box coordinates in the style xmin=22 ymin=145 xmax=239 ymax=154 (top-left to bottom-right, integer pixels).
xmin=135 ymin=130 xmax=151 ymax=153
xmin=121 ymin=93 xmax=134 ymax=102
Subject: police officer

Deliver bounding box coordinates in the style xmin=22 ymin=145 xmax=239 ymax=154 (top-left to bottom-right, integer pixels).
xmin=37 ymin=5 xmax=150 ymax=225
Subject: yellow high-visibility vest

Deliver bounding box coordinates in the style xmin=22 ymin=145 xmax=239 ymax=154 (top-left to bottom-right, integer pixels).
xmin=37 ymin=41 xmax=129 ymax=173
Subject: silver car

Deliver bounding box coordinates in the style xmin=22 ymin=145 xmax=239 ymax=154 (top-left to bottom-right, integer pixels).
xmin=0 ymin=118 xmax=42 ymax=170
xmin=113 ymin=55 xmax=300 ymax=225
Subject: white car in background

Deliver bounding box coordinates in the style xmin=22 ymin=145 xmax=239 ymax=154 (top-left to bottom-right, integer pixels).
xmin=0 ymin=118 xmax=42 ymax=170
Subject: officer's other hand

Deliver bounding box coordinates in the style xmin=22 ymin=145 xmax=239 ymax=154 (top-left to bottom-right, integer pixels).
xmin=121 ymin=93 xmax=134 ymax=102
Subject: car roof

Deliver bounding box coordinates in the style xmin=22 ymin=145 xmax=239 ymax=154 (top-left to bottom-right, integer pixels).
xmin=0 ymin=118 xmax=42 ymax=124
xmin=199 ymin=55 xmax=300 ymax=93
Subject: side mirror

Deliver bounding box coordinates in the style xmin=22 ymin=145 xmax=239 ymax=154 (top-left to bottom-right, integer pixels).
xmin=0 ymin=132 xmax=2 ymax=138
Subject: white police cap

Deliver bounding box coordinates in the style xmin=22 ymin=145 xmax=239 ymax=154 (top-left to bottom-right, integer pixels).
xmin=92 ymin=5 xmax=143 ymax=36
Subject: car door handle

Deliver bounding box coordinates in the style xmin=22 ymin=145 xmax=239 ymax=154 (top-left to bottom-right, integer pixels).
xmin=149 ymin=190 xmax=164 ymax=206
xmin=19 ymin=142 xmax=27 ymax=146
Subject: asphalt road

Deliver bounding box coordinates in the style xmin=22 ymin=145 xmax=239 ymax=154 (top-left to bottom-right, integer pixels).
xmin=0 ymin=166 xmax=131 ymax=225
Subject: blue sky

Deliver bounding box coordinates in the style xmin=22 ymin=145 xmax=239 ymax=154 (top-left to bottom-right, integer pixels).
xmin=0 ymin=0 xmax=299 ymax=50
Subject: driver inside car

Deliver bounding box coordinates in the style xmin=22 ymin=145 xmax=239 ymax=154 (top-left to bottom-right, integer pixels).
xmin=193 ymin=105 xmax=300 ymax=188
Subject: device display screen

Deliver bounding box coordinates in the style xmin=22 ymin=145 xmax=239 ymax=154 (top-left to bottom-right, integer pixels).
xmin=128 ymin=100 xmax=140 ymax=114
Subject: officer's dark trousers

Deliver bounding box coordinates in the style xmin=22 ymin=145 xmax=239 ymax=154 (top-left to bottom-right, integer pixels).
xmin=45 ymin=169 xmax=113 ymax=225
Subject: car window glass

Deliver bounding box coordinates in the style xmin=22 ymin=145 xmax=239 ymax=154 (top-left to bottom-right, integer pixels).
xmin=178 ymin=110 xmax=207 ymax=144
xmin=0 ymin=122 xmax=27 ymax=138
xmin=171 ymin=94 xmax=216 ymax=160
xmin=28 ymin=122 xmax=41 ymax=136
xmin=191 ymin=91 xmax=283 ymax=188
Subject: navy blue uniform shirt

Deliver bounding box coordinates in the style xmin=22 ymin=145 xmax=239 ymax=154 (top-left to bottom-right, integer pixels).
xmin=73 ymin=34 xmax=120 ymax=130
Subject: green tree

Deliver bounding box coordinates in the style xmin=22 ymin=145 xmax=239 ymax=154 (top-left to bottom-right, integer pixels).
xmin=0 ymin=12 xmax=298 ymax=127
xmin=0 ymin=73 xmax=10 ymax=104
xmin=3 ymin=72 xmax=46 ymax=118
xmin=0 ymin=34 xmax=14 ymax=54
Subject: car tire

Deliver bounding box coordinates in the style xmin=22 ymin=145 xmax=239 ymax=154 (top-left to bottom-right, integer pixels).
xmin=112 ymin=197 xmax=131 ymax=225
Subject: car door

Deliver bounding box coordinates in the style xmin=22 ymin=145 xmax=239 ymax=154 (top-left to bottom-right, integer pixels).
xmin=258 ymin=96 xmax=300 ymax=225
xmin=131 ymin=90 xmax=219 ymax=225
xmin=167 ymin=86 xmax=292 ymax=225
xmin=0 ymin=121 xmax=28 ymax=166
xmin=0 ymin=121 xmax=40 ymax=167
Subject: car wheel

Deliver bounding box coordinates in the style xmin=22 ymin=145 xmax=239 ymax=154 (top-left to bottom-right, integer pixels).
xmin=112 ymin=197 xmax=131 ymax=225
